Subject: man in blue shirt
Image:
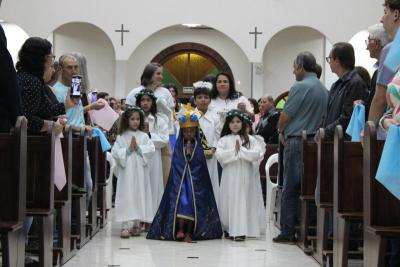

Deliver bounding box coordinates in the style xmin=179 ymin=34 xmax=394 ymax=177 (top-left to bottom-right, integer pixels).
xmin=368 ymin=0 xmax=400 ymax=126
xmin=273 ymin=52 xmax=328 ymax=244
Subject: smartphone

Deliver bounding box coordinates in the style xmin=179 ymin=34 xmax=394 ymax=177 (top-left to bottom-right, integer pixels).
xmin=91 ymin=92 xmax=97 ymax=102
xmin=70 ymin=75 xmax=82 ymax=97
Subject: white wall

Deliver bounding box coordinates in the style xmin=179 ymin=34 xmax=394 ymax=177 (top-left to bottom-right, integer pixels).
xmin=262 ymin=27 xmax=328 ymax=98
xmin=52 ymin=23 xmax=116 ymax=95
xmin=1 ymin=23 xmax=29 ymax=66
xmin=125 ymin=26 xmax=251 ymax=98
xmin=349 ymin=30 xmax=377 ymax=76
xmin=0 ymin=0 xmax=383 ymax=62
xmin=324 ymin=40 xmax=336 ymax=90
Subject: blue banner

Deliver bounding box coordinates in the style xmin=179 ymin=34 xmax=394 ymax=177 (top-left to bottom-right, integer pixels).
xmin=384 ymin=30 xmax=400 ymax=72
xmin=92 ymin=127 xmax=112 ymax=152
xmin=375 ymin=125 xmax=400 ymax=200
xmin=345 ymin=104 xmax=365 ymax=142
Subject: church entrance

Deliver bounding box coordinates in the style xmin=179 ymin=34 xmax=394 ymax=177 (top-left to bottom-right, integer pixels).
xmin=151 ymin=42 xmax=234 ymax=99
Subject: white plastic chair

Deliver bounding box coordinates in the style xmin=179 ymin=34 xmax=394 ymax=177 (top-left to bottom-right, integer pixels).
xmin=106 ymin=152 xmax=115 ymax=210
xmin=265 ymin=153 xmax=279 ymax=223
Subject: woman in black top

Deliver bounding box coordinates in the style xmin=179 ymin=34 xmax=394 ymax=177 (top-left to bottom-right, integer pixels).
xmin=16 ymin=37 xmax=72 ymax=134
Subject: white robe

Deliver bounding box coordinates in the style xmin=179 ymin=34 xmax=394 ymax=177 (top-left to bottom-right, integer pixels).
xmin=147 ymin=113 xmax=169 ymax=214
xmin=126 ymin=85 xmax=175 ymax=133
xmin=208 ymin=96 xmax=252 ymax=138
xmin=196 ymin=108 xmax=221 ymax=210
xmin=208 ymin=95 xmax=253 ymax=115
xmin=112 ymin=130 xmax=155 ymax=223
xmin=215 ymin=134 xmax=264 ymax=237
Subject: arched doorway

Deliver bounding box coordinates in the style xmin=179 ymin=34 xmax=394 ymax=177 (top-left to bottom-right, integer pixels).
xmin=151 ymin=42 xmax=234 ymax=98
xmin=50 ymin=22 xmax=116 ymax=96
xmin=262 ymin=26 xmax=333 ymax=97
xmin=1 ymin=22 xmax=29 ymax=65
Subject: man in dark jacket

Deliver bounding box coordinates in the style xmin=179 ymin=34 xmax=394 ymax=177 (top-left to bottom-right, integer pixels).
xmin=256 ymin=95 xmax=279 ymax=144
xmin=0 ymin=21 xmax=21 ymax=132
xmin=322 ymin=42 xmax=369 ymax=139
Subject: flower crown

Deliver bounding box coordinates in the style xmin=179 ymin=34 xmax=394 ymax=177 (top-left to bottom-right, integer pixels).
xmin=243 ymin=113 xmax=253 ymax=126
xmin=193 ymin=81 xmax=213 ymax=90
xmin=176 ymin=104 xmax=199 ymax=128
xmin=135 ymin=89 xmax=157 ymax=101
xmin=225 ymin=110 xmax=252 ymax=125
xmin=125 ymin=106 xmax=145 ymax=115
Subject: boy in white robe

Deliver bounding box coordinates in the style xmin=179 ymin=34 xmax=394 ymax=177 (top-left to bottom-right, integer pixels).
xmin=193 ymin=81 xmax=221 ymax=211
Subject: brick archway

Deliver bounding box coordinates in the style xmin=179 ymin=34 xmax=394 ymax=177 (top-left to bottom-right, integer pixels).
xmin=151 ymin=42 xmax=234 ymax=80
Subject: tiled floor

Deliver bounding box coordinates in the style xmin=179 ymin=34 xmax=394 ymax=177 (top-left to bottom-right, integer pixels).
xmin=63 ymin=215 xmax=320 ymax=267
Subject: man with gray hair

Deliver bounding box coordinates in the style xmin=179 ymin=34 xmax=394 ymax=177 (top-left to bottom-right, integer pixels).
xmin=256 ymin=95 xmax=279 ymax=144
xmin=273 ymin=51 xmax=328 ymax=244
xmin=365 ymin=23 xmax=391 ymax=114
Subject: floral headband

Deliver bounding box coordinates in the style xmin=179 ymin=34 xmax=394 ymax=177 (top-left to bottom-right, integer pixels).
xmin=125 ymin=106 xmax=145 ymax=115
xmin=225 ymin=110 xmax=246 ymax=120
xmin=225 ymin=110 xmax=253 ymax=125
xmin=135 ymin=89 xmax=157 ymax=101
xmin=193 ymin=81 xmax=213 ymax=90
xmin=243 ymin=113 xmax=253 ymax=126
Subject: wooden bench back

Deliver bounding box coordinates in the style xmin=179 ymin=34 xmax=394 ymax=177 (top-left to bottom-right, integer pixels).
xmin=316 ymin=128 xmax=334 ymax=206
xmin=87 ymin=137 xmax=99 ymax=191
xmin=334 ymin=125 xmax=363 ymax=214
xmin=55 ymin=126 xmax=72 ymax=202
xmin=363 ymin=122 xmax=400 ymax=227
xmin=26 ymin=126 xmax=55 ymax=211
xmin=72 ymin=133 xmax=87 ymax=188
xmin=97 ymin=142 xmax=107 ymax=185
xmin=301 ymin=131 xmax=317 ymax=197
xmin=0 ymin=117 xmax=27 ymax=222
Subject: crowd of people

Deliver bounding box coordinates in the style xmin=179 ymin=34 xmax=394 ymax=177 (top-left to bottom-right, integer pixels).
xmin=1 ymin=0 xmax=400 ymax=265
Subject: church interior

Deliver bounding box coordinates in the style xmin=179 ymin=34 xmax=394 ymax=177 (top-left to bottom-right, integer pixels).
xmin=1 ymin=0 xmax=399 ymax=266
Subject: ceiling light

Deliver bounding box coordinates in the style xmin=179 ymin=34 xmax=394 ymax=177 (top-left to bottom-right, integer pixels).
xmin=182 ymin=23 xmax=201 ymax=28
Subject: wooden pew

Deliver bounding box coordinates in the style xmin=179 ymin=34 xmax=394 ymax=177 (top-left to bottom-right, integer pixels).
xmin=71 ymin=131 xmax=90 ymax=249
xmin=333 ymin=125 xmax=363 ymax=267
xmin=363 ymin=122 xmax=400 ymax=267
xmin=26 ymin=126 xmax=56 ymax=267
xmin=95 ymin=138 xmax=108 ymax=229
xmin=87 ymin=137 xmax=100 ymax=237
xmin=53 ymin=126 xmax=76 ymax=265
xmin=298 ymin=131 xmax=317 ymax=252
xmin=313 ymin=128 xmax=334 ymax=265
xmin=0 ymin=117 xmax=27 ymax=267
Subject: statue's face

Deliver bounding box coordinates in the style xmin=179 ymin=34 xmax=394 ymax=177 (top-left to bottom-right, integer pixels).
xmin=182 ymin=127 xmax=196 ymax=142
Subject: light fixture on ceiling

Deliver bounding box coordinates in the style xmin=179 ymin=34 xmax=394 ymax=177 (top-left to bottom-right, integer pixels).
xmin=181 ymin=23 xmax=202 ymax=28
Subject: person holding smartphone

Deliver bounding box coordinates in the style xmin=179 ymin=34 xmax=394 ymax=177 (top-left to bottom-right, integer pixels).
xmin=54 ymin=54 xmax=105 ymax=114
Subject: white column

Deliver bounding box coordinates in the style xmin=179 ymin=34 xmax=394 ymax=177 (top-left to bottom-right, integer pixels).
xmin=251 ymin=62 xmax=264 ymax=99
xmin=114 ymin=60 xmax=128 ymax=98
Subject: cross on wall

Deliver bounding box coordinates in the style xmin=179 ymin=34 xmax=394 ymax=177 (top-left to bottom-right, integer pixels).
xmin=115 ymin=24 xmax=130 ymax=46
xmin=249 ymin=26 xmax=262 ymax=49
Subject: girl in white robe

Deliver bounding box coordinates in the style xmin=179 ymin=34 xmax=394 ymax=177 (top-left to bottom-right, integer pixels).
xmin=112 ymin=107 xmax=155 ymax=238
xmin=215 ymin=110 xmax=264 ymax=241
xmin=136 ymin=89 xmax=169 ymax=217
